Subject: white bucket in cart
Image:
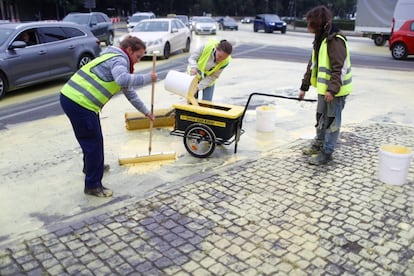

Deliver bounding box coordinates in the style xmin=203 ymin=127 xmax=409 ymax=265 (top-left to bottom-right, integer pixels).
xmin=164 ymin=70 xmax=198 ymax=99
xmin=378 ymin=144 xmax=413 ymax=185
xmin=256 ymin=105 xmax=276 ymax=132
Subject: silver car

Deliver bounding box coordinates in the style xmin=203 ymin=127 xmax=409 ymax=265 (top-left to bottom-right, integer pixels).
xmin=0 ymin=21 xmax=101 ymax=99
xmin=191 ymin=16 xmax=217 ymax=35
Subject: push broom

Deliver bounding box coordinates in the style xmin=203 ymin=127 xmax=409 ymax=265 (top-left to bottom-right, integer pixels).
xmin=118 ymin=51 xmax=176 ymax=165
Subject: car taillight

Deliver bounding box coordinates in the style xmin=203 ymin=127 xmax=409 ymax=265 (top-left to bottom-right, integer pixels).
xmin=391 ymin=18 xmax=395 ymax=35
xmin=96 ymin=39 xmax=101 ymax=46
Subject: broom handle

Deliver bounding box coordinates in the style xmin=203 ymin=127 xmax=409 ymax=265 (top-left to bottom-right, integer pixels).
xmin=149 ymin=53 xmax=156 ymax=155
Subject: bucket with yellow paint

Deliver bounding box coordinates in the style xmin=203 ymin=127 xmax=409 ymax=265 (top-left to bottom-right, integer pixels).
xmin=256 ymin=105 xmax=276 ymax=132
xmin=378 ymin=144 xmax=413 ymax=185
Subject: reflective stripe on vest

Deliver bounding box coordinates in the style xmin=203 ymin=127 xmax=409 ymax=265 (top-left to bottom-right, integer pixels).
xmin=188 ymin=39 xmax=231 ymax=87
xmin=61 ymin=53 xmax=122 ymax=113
xmin=310 ymin=35 xmax=352 ymax=96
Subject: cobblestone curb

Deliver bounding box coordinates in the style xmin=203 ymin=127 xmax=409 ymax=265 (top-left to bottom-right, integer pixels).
xmin=1 ymin=123 xmax=413 ymax=275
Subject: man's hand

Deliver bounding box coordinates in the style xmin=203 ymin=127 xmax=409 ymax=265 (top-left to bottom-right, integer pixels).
xmin=146 ymin=112 xmax=155 ymax=121
xmin=298 ymin=90 xmax=306 ymax=100
xmin=325 ymin=91 xmax=334 ymax=102
xmin=190 ymin=68 xmax=198 ymax=76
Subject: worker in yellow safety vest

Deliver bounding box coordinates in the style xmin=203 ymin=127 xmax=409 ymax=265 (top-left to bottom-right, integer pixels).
xmin=298 ymin=5 xmax=353 ymax=165
xmin=188 ymin=39 xmax=232 ymax=101
xmin=60 ymin=36 xmax=157 ymax=197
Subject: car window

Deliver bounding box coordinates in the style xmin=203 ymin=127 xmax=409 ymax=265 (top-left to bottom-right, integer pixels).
xmin=37 ymin=27 xmax=67 ymax=43
xmin=14 ymin=29 xmax=38 ymax=46
xmin=0 ymin=29 xmax=13 ymax=46
xmin=96 ymin=14 xmax=106 ymax=23
xmin=173 ymin=19 xmax=185 ymax=29
xmin=134 ymin=21 xmax=168 ymax=32
xmin=90 ymin=15 xmax=98 ymax=25
xmin=61 ymin=26 xmax=85 ymax=38
xmin=411 ymin=22 xmax=414 ymax=32
xmin=64 ymin=14 xmax=89 ymax=25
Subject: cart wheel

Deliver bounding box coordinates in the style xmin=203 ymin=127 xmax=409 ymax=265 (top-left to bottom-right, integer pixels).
xmin=184 ymin=123 xmax=216 ymax=158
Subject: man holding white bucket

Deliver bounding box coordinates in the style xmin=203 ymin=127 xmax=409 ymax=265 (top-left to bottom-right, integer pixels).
xmin=188 ymin=39 xmax=232 ymax=101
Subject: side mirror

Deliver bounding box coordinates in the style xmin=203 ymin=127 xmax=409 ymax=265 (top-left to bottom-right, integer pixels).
xmin=171 ymin=28 xmax=178 ymax=33
xmin=8 ymin=41 xmax=27 ymax=50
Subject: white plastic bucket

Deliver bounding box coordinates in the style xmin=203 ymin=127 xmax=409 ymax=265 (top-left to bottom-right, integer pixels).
xmin=256 ymin=105 xmax=276 ymax=132
xmin=164 ymin=70 xmax=198 ymax=99
xmin=378 ymin=144 xmax=413 ymax=185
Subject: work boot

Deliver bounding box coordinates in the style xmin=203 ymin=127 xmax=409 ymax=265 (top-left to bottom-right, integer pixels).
xmin=84 ymin=186 xmax=113 ymax=197
xmin=302 ymin=144 xmax=321 ymax=155
xmin=83 ymin=164 xmax=110 ymax=174
xmin=308 ymin=152 xmax=332 ymax=165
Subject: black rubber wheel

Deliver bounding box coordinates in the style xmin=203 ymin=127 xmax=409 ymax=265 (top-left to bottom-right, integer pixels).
xmin=373 ymin=35 xmax=386 ymax=46
xmin=391 ymin=42 xmax=408 ymax=60
xmin=184 ymin=38 xmax=191 ymax=52
xmin=163 ymin=42 xmax=171 ymax=59
xmin=78 ymin=54 xmax=93 ymax=69
xmin=0 ymin=72 xmax=8 ymax=99
xmin=183 ymin=123 xmax=216 ymax=158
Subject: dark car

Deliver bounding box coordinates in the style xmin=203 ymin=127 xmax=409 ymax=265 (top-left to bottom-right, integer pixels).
xmin=0 ymin=21 xmax=101 ymax=99
xmin=63 ymin=12 xmax=114 ymax=45
xmin=218 ymin=17 xmax=239 ymax=31
xmin=253 ymin=14 xmax=287 ymax=34
xmin=241 ymin=17 xmax=253 ymax=24
xmin=389 ymin=19 xmax=414 ymax=60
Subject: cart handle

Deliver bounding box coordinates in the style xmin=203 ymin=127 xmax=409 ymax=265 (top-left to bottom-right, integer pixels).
xmin=240 ymin=92 xmax=317 ymax=125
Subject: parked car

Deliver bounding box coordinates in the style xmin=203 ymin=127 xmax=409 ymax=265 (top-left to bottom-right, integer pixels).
xmin=62 ymin=12 xmax=114 ymax=45
xmin=120 ymin=18 xmax=191 ymax=59
xmin=0 ymin=21 xmax=101 ymax=99
xmin=241 ymin=17 xmax=253 ymax=24
xmin=389 ymin=19 xmax=414 ymax=60
xmin=218 ymin=17 xmax=239 ymax=31
xmin=127 ymin=12 xmax=156 ymax=32
xmin=253 ymin=14 xmax=287 ymax=34
xmin=191 ymin=16 xmax=217 ymax=35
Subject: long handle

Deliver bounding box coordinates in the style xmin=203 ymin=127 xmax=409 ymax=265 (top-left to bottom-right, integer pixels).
xmin=148 ymin=53 xmax=157 ymax=155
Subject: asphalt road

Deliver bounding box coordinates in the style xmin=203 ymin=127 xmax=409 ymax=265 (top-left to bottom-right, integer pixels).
xmin=1 ymin=24 xmax=413 ymax=128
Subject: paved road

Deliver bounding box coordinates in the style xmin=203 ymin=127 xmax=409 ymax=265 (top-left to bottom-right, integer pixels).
xmin=0 ymin=24 xmax=413 ymax=275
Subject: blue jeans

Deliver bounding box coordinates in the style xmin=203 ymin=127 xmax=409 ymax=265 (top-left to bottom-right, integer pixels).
xmin=60 ymin=93 xmax=104 ymax=189
xmin=314 ymin=94 xmax=347 ymax=155
xmin=195 ymin=85 xmax=215 ymax=101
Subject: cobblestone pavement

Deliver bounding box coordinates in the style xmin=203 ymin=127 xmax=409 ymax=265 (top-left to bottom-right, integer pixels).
xmin=1 ymin=123 xmax=413 ymax=275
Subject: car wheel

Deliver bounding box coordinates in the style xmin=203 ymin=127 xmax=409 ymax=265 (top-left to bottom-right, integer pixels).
xmin=78 ymin=54 xmax=93 ymax=69
xmin=0 ymin=73 xmax=8 ymax=99
xmin=184 ymin=38 xmax=191 ymax=52
xmin=163 ymin=42 xmax=171 ymax=59
xmin=106 ymin=32 xmax=114 ymax=46
xmin=373 ymin=35 xmax=386 ymax=46
xmin=391 ymin=42 xmax=408 ymax=60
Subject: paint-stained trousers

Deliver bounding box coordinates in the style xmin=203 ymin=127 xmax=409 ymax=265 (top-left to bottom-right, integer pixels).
xmin=60 ymin=93 xmax=104 ymax=189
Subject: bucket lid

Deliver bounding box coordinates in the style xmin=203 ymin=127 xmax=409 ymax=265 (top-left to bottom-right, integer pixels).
xmin=380 ymin=144 xmax=412 ymax=154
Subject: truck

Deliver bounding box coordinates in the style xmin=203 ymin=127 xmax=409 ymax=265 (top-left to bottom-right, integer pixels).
xmin=354 ymin=0 xmax=398 ymax=46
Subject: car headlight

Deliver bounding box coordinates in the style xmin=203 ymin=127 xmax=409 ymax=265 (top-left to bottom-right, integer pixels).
xmin=212 ymin=25 xmax=217 ymax=30
xmin=283 ymin=22 xmax=287 ymax=26
xmin=146 ymin=38 xmax=163 ymax=47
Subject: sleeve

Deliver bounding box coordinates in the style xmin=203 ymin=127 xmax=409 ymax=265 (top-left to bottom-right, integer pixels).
xmin=327 ymin=37 xmax=347 ymax=95
xmin=300 ymin=57 xmax=312 ymax=92
xmin=198 ymin=68 xmax=224 ymax=90
xmin=110 ymin=56 xmax=152 ymax=115
xmin=188 ymin=44 xmax=203 ymax=70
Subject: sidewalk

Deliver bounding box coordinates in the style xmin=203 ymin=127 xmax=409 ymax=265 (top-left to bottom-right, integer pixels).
xmin=1 ymin=122 xmax=413 ymax=274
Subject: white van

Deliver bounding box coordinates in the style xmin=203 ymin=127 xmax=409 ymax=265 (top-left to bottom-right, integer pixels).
xmin=392 ymin=0 xmax=414 ymax=32
xmin=127 ymin=12 xmax=155 ymax=31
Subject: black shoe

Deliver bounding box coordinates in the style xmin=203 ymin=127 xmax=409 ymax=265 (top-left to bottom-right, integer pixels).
xmin=84 ymin=186 xmax=113 ymax=197
xmin=82 ymin=164 xmax=110 ymax=174
xmin=308 ymin=152 xmax=332 ymax=165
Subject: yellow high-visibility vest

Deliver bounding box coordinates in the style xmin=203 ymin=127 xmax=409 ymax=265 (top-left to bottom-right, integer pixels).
xmin=61 ymin=53 xmax=122 ymax=113
xmin=310 ymin=35 xmax=352 ymax=96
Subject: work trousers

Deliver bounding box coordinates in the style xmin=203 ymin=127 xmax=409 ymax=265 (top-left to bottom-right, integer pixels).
xmin=314 ymin=94 xmax=347 ymax=155
xmin=60 ymin=93 xmax=104 ymax=189
xmin=195 ymin=84 xmax=215 ymax=101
